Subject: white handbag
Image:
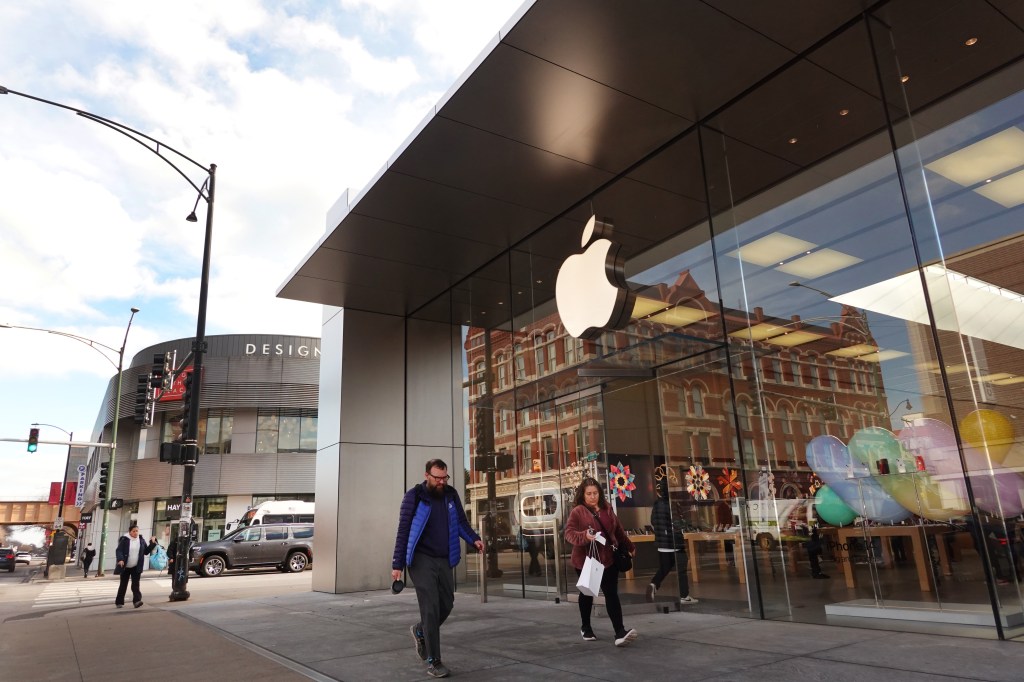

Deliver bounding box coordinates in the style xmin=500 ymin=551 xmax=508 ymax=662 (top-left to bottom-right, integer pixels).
xmin=575 ymin=541 xmax=604 ymax=597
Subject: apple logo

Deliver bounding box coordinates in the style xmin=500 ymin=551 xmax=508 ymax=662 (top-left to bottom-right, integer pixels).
xmin=555 ymin=215 xmax=635 ymax=339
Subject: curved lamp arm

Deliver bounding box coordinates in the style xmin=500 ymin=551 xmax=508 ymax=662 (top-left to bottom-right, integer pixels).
xmin=0 ymin=323 xmax=119 ymax=371
xmin=1 ymin=86 xmax=211 ymax=203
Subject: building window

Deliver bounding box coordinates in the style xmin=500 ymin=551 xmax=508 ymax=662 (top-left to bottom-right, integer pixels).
xmin=691 ymin=387 xmax=704 ymax=417
xmin=696 ymin=433 xmax=710 ymax=464
xmin=561 ymin=432 xmax=571 ymax=460
xmin=475 ymin=361 xmax=486 ymax=395
xmin=162 ymin=410 xmax=233 ymax=455
xmin=514 ymin=344 xmax=525 ymax=381
xmin=546 ymin=331 xmax=557 ymax=372
xmin=771 ymin=358 xmax=783 ymax=381
xmin=256 ymin=408 xmax=318 ymax=453
xmin=784 ymin=441 xmax=795 ymax=467
xmin=520 ymin=441 xmax=532 ymax=473
xmin=737 ymin=402 xmax=751 ymax=431
xmin=780 ymin=408 xmax=792 ymax=434
xmin=534 ymin=335 xmax=545 ymax=376
xmin=543 ymin=436 xmax=555 ymax=470
xmin=497 ymin=353 xmax=507 ymax=389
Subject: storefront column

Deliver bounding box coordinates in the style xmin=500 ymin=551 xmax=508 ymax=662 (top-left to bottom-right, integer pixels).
xmin=314 ymin=307 xmax=462 ymax=593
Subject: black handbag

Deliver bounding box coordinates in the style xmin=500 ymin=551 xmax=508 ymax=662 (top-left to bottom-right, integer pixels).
xmin=592 ymin=511 xmax=633 ymax=572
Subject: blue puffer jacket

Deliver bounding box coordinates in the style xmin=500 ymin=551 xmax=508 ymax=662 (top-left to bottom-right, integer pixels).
xmin=392 ymin=482 xmax=480 ymax=569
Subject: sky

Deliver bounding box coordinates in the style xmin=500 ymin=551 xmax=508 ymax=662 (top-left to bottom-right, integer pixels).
xmin=0 ymin=0 xmax=525 ymax=500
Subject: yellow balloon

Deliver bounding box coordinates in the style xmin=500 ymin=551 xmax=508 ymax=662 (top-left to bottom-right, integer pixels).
xmin=960 ymin=409 xmax=1015 ymax=463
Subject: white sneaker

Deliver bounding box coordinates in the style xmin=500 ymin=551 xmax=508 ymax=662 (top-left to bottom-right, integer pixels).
xmin=680 ymin=595 xmax=699 ymax=605
xmin=614 ymin=628 xmax=638 ymax=647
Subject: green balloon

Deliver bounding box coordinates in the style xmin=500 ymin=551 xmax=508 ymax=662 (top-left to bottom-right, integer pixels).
xmin=814 ymin=485 xmax=857 ymax=526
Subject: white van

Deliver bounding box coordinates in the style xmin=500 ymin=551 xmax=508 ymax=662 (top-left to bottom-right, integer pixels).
xmin=226 ymin=500 xmax=314 ymax=533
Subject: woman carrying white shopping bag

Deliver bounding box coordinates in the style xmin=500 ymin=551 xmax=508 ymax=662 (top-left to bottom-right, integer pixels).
xmin=564 ymin=477 xmax=638 ymax=647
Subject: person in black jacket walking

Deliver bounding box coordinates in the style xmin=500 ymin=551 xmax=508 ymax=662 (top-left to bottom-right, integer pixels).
xmin=646 ymin=483 xmax=698 ymax=605
xmin=81 ymin=543 xmax=96 ymax=578
xmin=114 ymin=524 xmax=157 ymax=608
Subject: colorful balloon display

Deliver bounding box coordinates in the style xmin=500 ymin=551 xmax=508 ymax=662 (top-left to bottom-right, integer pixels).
xmin=804 ymin=417 xmax=1024 ymax=522
xmin=959 ymin=409 xmax=1015 ymax=463
xmin=813 ymin=485 xmax=857 ymax=526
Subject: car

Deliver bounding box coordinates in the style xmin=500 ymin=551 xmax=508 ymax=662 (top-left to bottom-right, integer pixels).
xmin=0 ymin=547 xmax=15 ymax=572
xmin=15 ymin=552 xmax=32 ymax=565
xmin=190 ymin=523 xmax=313 ymax=578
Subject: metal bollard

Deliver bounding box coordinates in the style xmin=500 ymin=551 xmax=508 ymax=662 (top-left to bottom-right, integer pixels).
xmin=552 ymin=517 xmax=562 ymax=599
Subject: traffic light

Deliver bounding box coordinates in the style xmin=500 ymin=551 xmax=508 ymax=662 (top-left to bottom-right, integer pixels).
xmin=27 ymin=427 xmax=39 ymax=453
xmin=179 ymin=372 xmax=194 ymax=436
xmin=150 ymin=353 xmax=167 ymax=390
xmin=473 ymin=405 xmax=493 ymax=455
xmin=98 ymin=461 xmax=110 ymax=502
xmin=160 ymin=442 xmax=184 ymax=465
xmin=134 ymin=374 xmax=150 ymax=424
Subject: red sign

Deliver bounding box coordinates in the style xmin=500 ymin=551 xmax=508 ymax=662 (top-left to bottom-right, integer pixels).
xmin=48 ymin=482 xmax=77 ymax=505
xmin=158 ymin=366 xmax=197 ymax=402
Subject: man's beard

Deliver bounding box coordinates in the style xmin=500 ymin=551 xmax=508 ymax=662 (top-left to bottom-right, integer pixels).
xmin=428 ymin=483 xmax=445 ymax=498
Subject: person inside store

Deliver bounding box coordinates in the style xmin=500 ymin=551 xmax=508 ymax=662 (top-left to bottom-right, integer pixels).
xmin=564 ymin=477 xmax=638 ymax=647
xmin=804 ymin=524 xmax=829 ymax=579
xmin=647 ymin=482 xmax=699 ymax=604
xmin=114 ymin=523 xmax=157 ymax=608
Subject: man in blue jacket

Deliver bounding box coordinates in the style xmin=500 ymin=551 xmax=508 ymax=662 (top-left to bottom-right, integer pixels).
xmin=392 ymin=459 xmax=483 ymax=679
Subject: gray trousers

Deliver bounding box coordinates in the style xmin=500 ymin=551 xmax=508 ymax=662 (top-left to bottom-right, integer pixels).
xmin=408 ymin=552 xmax=454 ymax=663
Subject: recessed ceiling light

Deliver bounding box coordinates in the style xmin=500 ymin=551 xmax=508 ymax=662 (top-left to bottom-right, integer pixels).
xmin=839 ymin=109 xmax=850 ymax=116
xmin=535 ymin=279 xmax=542 ymax=284
xmin=926 ymin=128 xmax=1024 ymax=187
xmin=776 ymin=248 xmax=863 ymax=278
xmin=727 ymin=233 xmax=817 ymax=267
xmin=497 ymin=301 xmax=503 ymax=305
xmin=900 ymin=75 xmax=910 ymax=83
xmin=965 ymin=37 xmax=978 ymax=46
xmin=788 ymin=137 xmax=798 ymax=144
xmin=768 ymin=331 xmax=825 ymax=348
xmin=985 ymin=178 xmax=993 ymax=183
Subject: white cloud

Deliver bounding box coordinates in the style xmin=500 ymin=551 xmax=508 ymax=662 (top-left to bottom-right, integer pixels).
xmin=0 ymin=0 xmax=524 ymax=499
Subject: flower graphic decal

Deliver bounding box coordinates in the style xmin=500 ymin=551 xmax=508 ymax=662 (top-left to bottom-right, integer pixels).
xmin=609 ymin=461 xmax=637 ymax=502
xmin=685 ymin=464 xmax=711 ymax=500
xmin=717 ymin=468 xmax=742 ymax=498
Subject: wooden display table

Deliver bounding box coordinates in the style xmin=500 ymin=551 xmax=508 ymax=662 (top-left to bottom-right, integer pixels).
xmin=683 ymin=530 xmax=745 ymax=583
xmin=835 ymin=524 xmax=952 ymax=592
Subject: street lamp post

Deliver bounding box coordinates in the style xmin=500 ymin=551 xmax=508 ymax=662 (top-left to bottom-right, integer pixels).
xmin=2 ymin=307 xmax=139 ymax=576
xmin=2 ymin=86 xmax=214 ymax=602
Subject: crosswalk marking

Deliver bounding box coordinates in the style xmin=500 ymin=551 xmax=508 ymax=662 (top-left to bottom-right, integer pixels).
xmin=33 ymin=577 xmax=171 ymax=609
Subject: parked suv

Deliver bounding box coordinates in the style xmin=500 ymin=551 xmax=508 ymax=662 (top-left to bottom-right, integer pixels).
xmin=0 ymin=547 xmax=16 ymax=572
xmin=190 ymin=523 xmax=313 ymax=577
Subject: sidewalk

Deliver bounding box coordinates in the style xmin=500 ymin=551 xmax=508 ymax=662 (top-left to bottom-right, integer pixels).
xmin=3 ymin=586 xmax=1022 ymax=681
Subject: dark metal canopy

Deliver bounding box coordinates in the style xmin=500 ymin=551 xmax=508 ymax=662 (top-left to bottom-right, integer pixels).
xmin=278 ymin=0 xmax=1024 ymax=318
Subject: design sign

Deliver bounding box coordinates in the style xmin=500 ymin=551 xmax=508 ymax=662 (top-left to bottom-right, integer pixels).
xmin=555 ymin=215 xmax=635 ymax=339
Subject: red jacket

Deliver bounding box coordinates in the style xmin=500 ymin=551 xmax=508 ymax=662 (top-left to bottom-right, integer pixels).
xmin=564 ymin=503 xmax=635 ymax=571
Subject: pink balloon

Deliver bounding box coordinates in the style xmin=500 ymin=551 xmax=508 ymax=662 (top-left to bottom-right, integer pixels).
xmin=899 ymin=418 xmax=1024 ymax=518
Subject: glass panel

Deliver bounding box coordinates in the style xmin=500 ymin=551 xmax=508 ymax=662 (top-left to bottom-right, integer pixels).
xmin=871 ymin=1 xmax=1024 ymax=636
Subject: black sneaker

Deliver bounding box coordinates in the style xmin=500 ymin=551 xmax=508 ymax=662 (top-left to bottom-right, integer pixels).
xmin=410 ymin=624 xmax=426 ymax=660
xmin=580 ymin=628 xmax=597 ymax=641
xmin=614 ymin=628 xmax=638 ymax=647
xmin=645 ymin=583 xmax=656 ymax=602
xmin=427 ymin=660 xmax=450 ymax=678
xmin=134 ymin=601 xmax=143 ymax=608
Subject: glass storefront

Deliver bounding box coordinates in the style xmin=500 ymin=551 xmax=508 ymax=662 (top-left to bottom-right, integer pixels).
xmin=414 ymin=2 xmax=1024 ymax=640
xmin=154 ymin=496 xmax=226 ymax=545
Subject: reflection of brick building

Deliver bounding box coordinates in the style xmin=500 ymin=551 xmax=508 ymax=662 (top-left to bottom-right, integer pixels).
xmin=465 ymin=270 xmax=889 ymax=510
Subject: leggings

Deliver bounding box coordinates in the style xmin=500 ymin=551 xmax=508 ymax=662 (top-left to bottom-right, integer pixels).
xmin=577 ymin=564 xmax=625 ymax=636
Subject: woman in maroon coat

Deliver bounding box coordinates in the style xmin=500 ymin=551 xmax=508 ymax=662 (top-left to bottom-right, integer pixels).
xmin=564 ymin=477 xmax=638 ymax=647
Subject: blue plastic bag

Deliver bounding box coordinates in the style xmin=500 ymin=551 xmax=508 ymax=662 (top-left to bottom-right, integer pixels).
xmin=150 ymin=545 xmax=168 ymax=571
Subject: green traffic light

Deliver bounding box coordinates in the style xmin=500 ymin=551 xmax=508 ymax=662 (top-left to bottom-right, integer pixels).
xmin=27 ymin=427 xmax=39 ymax=452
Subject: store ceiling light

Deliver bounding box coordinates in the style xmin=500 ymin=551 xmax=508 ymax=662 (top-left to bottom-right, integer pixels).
xmin=632 ymin=296 xmax=669 ymax=318
xmin=727 ymin=233 xmax=816 ymax=267
xmin=776 ymin=248 xmax=862 ymax=278
xmin=925 ymin=127 xmax=1024 ymax=186
xmin=858 ymin=349 xmax=909 ymax=362
xmin=827 ymin=343 xmax=878 ymax=358
xmin=973 ymin=168 xmax=1024 ymax=207
xmin=976 ymin=372 xmax=1015 ymax=382
xmin=832 ymin=265 xmax=1024 ymax=351
xmin=766 ymin=331 xmax=825 ymax=347
xmin=729 ymin=322 xmax=789 ymax=341
xmin=991 ymin=376 xmax=1024 ymax=385
xmin=648 ymin=306 xmax=709 ymax=327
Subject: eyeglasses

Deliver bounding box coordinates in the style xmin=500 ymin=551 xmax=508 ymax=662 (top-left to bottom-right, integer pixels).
xmin=428 ymin=472 xmax=450 ymax=483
